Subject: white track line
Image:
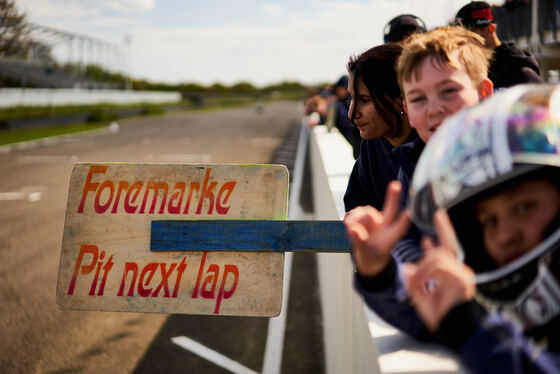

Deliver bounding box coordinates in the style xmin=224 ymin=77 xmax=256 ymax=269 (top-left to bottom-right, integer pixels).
xmin=261 ymin=123 xmax=311 ymax=374
xmin=0 ymin=191 xmax=42 ymax=201
xmin=171 ymin=336 xmax=259 ymax=374
xmin=261 ymin=252 xmax=292 ymax=374
xmin=172 ymin=123 xmax=310 ymax=374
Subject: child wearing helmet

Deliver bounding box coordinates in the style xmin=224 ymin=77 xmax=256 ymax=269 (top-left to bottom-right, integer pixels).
xmin=405 ymin=84 xmax=560 ymax=372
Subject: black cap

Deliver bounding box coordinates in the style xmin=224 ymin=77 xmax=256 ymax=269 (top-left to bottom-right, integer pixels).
xmin=455 ymin=1 xmax=495 ymax=29
xmin=384 ymin=14 xmax=427 ymax=43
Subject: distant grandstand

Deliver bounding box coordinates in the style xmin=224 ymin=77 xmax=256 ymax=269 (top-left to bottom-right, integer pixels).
xmin=0 ymin=16 xmax=126 ymax=89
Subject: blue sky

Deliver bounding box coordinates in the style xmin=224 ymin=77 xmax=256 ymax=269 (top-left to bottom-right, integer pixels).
xmin=17 ymin=0 xmax=473 ymax=87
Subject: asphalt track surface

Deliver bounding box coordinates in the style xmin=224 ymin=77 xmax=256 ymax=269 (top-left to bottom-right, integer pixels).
xmin=0 ymin=101 xmax=325 ymax=374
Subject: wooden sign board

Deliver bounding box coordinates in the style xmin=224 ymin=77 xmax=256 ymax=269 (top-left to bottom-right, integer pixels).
xmin=57 ymin=163 xmax=288 ymax=317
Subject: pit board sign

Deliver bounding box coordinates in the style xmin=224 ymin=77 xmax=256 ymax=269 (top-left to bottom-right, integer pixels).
xmin=57 ymin=162 xmax=288 ymax=317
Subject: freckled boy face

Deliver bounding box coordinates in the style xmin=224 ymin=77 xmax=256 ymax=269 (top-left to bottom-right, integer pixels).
xmin=402 ymin=55 xmax=483 ymax=143
xmin=347 ymin=73 xmax=392 ymax=140
xmin=476 ymin=178 xmax=560 ymax=266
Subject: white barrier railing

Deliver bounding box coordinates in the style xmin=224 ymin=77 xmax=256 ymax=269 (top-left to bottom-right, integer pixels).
xmin=295 ymin=123 xmax=471 ymax=374
xmin=0 ymin=88 xmax=181 ymax=108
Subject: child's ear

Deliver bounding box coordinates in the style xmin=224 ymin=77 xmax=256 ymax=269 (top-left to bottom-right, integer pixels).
xmin=478 ymin=78 xmax=493 ymax=100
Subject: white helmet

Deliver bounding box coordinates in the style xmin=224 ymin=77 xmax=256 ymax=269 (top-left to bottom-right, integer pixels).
xmin=408 ymin=84 xmax=560 ymax=329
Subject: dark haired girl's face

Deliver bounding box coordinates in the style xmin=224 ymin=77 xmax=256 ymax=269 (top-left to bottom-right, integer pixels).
xmin=347 ymin=73 xmax=392 ymax=140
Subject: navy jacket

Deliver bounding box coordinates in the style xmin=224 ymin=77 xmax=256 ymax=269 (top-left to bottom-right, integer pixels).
xmin=356 ymin=260 xmax=560 ymax=373
xmin=344 ymin=131 xmax=419 ymax=213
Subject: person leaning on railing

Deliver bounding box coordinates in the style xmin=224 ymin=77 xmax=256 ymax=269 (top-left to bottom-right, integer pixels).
xmin=455 ymin=1 xmax=543 ymax=90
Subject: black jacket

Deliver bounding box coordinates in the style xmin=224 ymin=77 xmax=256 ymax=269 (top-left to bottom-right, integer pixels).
xmin=490 ymin=42 xmax=542 ymax=90
xmin=344 ymin=131 xmax=418 ymax=212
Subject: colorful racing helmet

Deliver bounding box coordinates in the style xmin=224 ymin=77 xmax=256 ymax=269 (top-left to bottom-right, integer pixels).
xmin=408 ymin=84 xmax=560 ymax=329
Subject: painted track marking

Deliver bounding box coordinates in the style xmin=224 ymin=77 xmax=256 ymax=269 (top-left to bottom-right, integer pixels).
xmin=171 ymin=336 xmax=259 ymax=374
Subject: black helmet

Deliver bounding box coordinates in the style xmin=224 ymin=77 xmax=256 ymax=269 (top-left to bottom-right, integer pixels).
xmin=383 ymin=14 xmax=426 ymax=43
xmin=409 ymin=84 xmax=560 ymax=329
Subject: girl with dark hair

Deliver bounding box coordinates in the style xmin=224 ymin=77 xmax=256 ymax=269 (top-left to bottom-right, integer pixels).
xmin=344 ymin=43 xmax=418 ymax=212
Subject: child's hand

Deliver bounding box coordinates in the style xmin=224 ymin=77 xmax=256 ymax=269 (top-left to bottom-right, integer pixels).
xmin=403 ymin=209 xmax=476 ymax=332
xmin=344 ymin=181 xmax=410 ymax=277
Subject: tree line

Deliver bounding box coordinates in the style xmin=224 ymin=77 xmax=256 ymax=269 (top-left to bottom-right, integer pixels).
xmin=0 ymin=0 xmax=309 ymax=95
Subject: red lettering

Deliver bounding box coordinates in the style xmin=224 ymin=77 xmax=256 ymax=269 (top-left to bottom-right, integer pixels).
xmin=97 ymin=255 xmax=114 ymax=296
xmin=139 ymin=182 xmax=169 ymax=214
xmin=67 ymin=244 xmax=98 ymax=295
xmin=216 ymin=181 xmax=236 ymax=214
xmin=124 ymin=182 xmax=143 ymax=213
xmin=214 ymin=265 xmax=239 ymax=314
xmin=192 ymin=252 xmax=207 ymax=298
xmin=117 ymin=262 xmax=138 ymax=296
xmin=94 ymin=180 xmax=114 ymax=213
xmin=67 ymin=245 xmax=114 ymax=296
xmin=77 ymin=165 xmax=108 ymax=213
xmin=117 ymin=258 xmax=187 ymax=298
xmin=151 ymin=263 xmax=177 ymax=297
xmin=89 ymin=250 xmax=105 ymax=295
xmin=172 ymin=257 xmax=187 ymax=298
xmin=201 ymin=264 xmax=219 ymax=298
xmin=138 ymin=262 xmax=158 ymax=297
xmin=76 ymin=166 xmax=236 ymax=215
xmin=168 ymin=182 xmax=185 ymax=214
xmin=196 ymin=168 xmax=217 ymax=214
xmin=183 ymin=182 xmax=200 ymax=214
xmin=191 ymin=253 xmax=239 ymax=314
xmin=111 ymin=181 xmax=129 ymax=213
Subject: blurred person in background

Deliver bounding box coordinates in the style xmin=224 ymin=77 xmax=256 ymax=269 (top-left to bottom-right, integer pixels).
xmin=383 ymin=14 xmax=427 ymax=43
xmin=327 ymin=75 xmax=362 ymax=159
xmin=455 ymin=1 xmax=542 ymax=90
xmin=302 ymin=88 xmax=328 ymax=127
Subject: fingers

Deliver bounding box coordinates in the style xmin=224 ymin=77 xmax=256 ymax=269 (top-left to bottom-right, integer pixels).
xmin=402 ymin=262 xmax=418 ymax=290
xmin=421 ymin=236 xmax=436 ymax=254
xmin=391 ymin=208 xmax=411 ymax=242
xmin=344 ymin=206 xmax=381 ymax=244
xmin=408 ymin=251 xmax=474 ymax=294
xmin=382 ymin=181 xmax=403 ymax=224
xmin=432 ymin=209 xmax=461 ymax=259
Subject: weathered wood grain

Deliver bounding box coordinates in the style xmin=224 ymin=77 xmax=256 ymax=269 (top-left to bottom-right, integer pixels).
xmin=151 ymin=220 xmax=350 ymax=252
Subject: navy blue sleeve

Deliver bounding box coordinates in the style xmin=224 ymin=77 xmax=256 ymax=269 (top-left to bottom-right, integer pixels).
xmin=393 ymin=164 xmax=423 ymax=263
xmin=354 ymin=258 xmax=434 ymax=341
xmin=392 ymin=238 xmax=423 ymax=263
xmin=438 ymin=301 xmax=560 ymax=374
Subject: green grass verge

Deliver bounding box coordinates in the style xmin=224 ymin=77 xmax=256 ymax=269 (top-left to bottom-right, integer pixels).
xmin=0 ymin=95 xmax=303 ymax=146
xmin=0 ymin=102 xmax=172 ymax=121
xmin=0 ymin=123 xmax=106 ymax=146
